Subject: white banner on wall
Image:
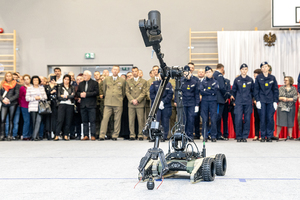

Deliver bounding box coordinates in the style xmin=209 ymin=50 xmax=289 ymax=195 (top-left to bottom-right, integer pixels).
xmin=217 ymin=31 xmax=300 ymax=85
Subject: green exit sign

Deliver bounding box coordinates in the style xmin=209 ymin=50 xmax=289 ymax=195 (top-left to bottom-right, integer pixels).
xmin=85 ymin=53 xmax=95 ymax=59
xmin=121 ymin=67 xmax=130 ymax=71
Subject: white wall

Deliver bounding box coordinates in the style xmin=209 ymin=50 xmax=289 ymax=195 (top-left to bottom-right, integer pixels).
xmin=0 ymin=0 xmax=274 ymax=79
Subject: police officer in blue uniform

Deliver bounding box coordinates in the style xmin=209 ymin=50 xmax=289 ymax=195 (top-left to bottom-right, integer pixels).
xmin=213 ymin=64 xmax=228 ymax=140
xmin=177 ymin=65 xmax=200 ymax=139
xmin=150 ymin=77 xmax=173 ymax=142
xmin=231 ymin=64 xmax=254 ymax=142
xmin=199 ymin=66 xmax=219 ymax=142
xmin=254 ymin=62 xmax=279 ymax=142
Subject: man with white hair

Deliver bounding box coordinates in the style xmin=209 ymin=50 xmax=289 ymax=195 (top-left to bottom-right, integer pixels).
xmin=76 ymin=70 xmax=99 ymax=141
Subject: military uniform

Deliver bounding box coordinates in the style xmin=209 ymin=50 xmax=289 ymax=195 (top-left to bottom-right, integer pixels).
xmin=213 ymin=70 xmax=227 ymax=139
xmin=254 ymin=73 xmax=279 ymax=140
xmin=146 ymin=77 xmax=158 ymax=119
xmin=126 ymin=77 xmax=147 ymax=139
xmin=199 ymin=77 xmax=219 ymax=140
xmin=169 ymin=79 xmax=177 ymax=138
xmin=150 ymin=80 xmax=173 ymax=140
xmin=100 ymin=76 xmax=126 ymax=140
xmin=298 ymin=73 xmax=300 ymax=132
xmin=222 ymin=78 xmax=231 ymax=139
xmin=178 ymin=76 xmax=200 ymax=139
xmin=99 ymin=81 xmax=114 ymax=138
xmin=194 ymin=77 xmax=204 ymax=138
xmin=232 ymin=75 xmax=254 ymax=140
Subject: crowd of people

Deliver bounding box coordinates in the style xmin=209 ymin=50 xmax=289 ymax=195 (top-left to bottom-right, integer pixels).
xmin=0 ymin=62 xmax=299 ymax=142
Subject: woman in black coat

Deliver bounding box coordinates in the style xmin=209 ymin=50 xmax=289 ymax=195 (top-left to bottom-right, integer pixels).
xmin=0 ymin=72 xmax=20 ymax=141
xmin=54 ymin=75 xmax=75 ymax=141
xmin=44 ymin=74 xmax=58 ymax=140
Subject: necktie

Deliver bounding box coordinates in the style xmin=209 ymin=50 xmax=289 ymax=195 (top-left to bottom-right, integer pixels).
xmin=85 ymin=81 xmax=88 ymax=91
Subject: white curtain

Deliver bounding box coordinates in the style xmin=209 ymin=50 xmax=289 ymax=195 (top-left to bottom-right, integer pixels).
xmin=217 ymin=31 xmax=300 ymax=85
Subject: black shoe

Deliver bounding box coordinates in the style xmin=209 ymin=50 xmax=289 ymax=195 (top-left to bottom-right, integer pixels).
xmin=112 ymin=138 xmax=117 ymax=141
xmin=149 ymin=139 xmax=155 ymax=142
xmin=243 ymin=139 xmax=247 ymax=142
xmin=129 ymin=137 xmax=135 ymax=141
xmin=297 ymin=137 xmax=300 ymax=141
xmin=70 ymin=136 xmax=76 ymax=140
xmin=99 ymin=138 xmax=105 ymax=141
xmin=260 ymin=139 xmax=265 ymax=142
xmin=290 ymin=137 xmax=294 ymax=140
xmin=160 ymin=138 xmax=165 ymax=142
xmin=138 ymin=137 xmax=143 ymax=141
xmin=204 ymin=139 xmax=208 ymax=142
xmin=272 ymin=137 xmax=279 ymax=141
xmin=211 ymin=138 xmax=217 ymax=142
xmin=194 ymin=136 xmax=200 ymax=140
xmin=217 ymin=136 xmax=227 ymax=140
xmin=75 ymin=136 xmax=81 ymax=140
xmin=237 ymin=139 xmax=241 ymax=142
xmin=285 ymin=136 xmax=290 ymax=141
xmin=6 ymin=136 xmax=12 ymax=141
xmin=266 ymin=138 xmax=272 ymax=142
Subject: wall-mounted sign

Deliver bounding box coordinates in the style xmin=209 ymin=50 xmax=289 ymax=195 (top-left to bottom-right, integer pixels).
xmin=121 ymin=67 xmax=130 ymax=71
xmin=85 ymin=53 xmax=95 ymax=59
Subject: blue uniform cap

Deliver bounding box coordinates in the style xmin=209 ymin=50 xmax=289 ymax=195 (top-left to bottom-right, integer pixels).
xmin=240 ymin=63 xmax=248 ymax=70
xmin=184 ymin=65 xmax=190 ymax=71
xmin=260 ymin=61 xmax=268 ymax=68
xmin=205 ymin=66 xmax=212 ymax=72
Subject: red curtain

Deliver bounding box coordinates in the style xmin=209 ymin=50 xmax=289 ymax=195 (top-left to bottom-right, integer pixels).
xmin=224 ymin=85 xmax=299 ymax=139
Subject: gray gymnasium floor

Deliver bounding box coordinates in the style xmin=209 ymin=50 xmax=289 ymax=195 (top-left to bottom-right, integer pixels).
xmin=0 ymin=139 xmax=300 ymax=200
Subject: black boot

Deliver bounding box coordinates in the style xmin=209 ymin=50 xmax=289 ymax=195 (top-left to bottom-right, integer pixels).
xmin=0 ymin=123 xmax=6 ymax=141
xmin=47 ymin=132 xmax=51 ymax=140
xmin=7 ymin=123 xmax=13 ymax=141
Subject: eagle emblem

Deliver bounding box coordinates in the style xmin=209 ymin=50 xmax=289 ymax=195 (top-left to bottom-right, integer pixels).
xmin=263 ymin=32 xmax=276 ymax=47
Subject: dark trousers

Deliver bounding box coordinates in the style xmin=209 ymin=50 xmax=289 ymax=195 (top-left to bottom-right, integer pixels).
xmin=217 ymin=103 xmax=225 ymax=138
xmin=258 ymin=102 xmax=275 ymax=139
xmin=194 ymin=101 xmax=202 ymax=138
xmin=201 ymin=101 xmax=217 ymax=139
xmin=81 ymin=107 xmax=96 ymax=137
xmin=30 ymin=112 xmax=42 ymax=139
xmin=1 ymin=105 xmax=17 ymax=137
xmin=95 ymin=104 xmax=101 ymax=138
xmin=222 ymin=102 xmax=229 ymax=138
xmin=253 ymin=103 xmax=260 ymax=137
xmin=234 ymin=104 xmax=252 ymax=139
xmin=55 ymin=104 xmax=74 ymax=136
xmin=184 ymin=106 xmax=195 ymax=139
xmin=156 ymin=107 xmax=172 ymax=139
xmin=45 ymin=101 xmax=57 ymax=134
xmin=70 ymin=112 xmax=82 ymax=138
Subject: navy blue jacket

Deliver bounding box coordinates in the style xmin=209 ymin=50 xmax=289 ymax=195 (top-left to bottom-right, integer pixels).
xmin=177 ymin=77 xmax=200 ymax=107
xmin=224 ymin=78 xmax=231 ymax=100
xmin=150 ymin=80 xmax=173 ymax=108
xmin=232 ymin=75 xmax=254 ymax=105
xmin=298 ymin=73 xmax=300 ymax=93
xmin=199 ymin=77 xmax=219 ymax=101
xmin=254 ymin=73 xmax=279 ymax=103
xmin=213 ymin=70 xmax=226 ymax=104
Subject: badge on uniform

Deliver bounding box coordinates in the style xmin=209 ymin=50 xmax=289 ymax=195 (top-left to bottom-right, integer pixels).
xmin=243 ymin=83 xmax=246 ymax=88
xmin=265 ymin=83 xmax=268 ymax=86
xmin=208 ymin=87 xmax=211 ymax=89
xmin=187 ymin=85 xmax=190 ymax=90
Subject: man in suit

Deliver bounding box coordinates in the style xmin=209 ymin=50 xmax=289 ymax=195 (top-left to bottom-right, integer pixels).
xmin=99 ymin=65 xmax=126 ymax=141
xmin=213 ymin=63 xmax=228 ymax=140
xmin=77 ymin=70 xmax=99 ymax=141
xmin=126 ymin=67 xmax=147 ymax=140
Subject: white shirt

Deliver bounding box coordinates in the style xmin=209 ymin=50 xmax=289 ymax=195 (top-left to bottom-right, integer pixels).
xmin=113 ymin=76 xmax=118 ymax=81
xmin=56 ymin=76 xmax=63 ymax=84
xmin=134 ymin=77 xmax=139 ymax=82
